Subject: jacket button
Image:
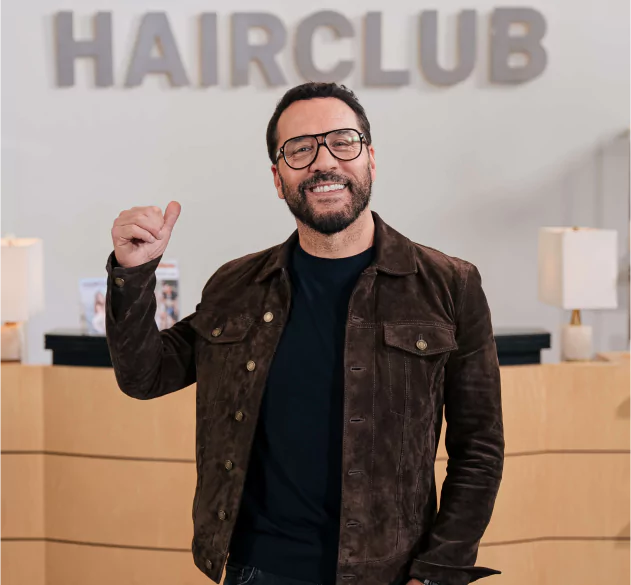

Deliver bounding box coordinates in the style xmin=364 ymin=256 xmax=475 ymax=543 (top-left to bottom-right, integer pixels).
xmin=246 ymin=360 xmax=256 ymax=371
xmin=235 ymin=411 xmax=244 ymax=422
xmin=416 ymin=340 xmax=428 ymax=351
xmin=205 ymin=559 xmax=213 ymax=570
xmin=114 ymin=277 xmax=125 ymax=287
xmin=211 ymin=327 xmax=223 ymax=337
xmin=218 ymin=509 xmax=227 ymax=520
xmin=263 ymin=311 xmax=274 ymax=323
xmin=224 ymin=459 xmax=233 ymax=470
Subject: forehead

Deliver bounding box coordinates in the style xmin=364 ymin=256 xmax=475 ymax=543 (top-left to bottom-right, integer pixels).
xmin=276 ymin=97 xmax=359 ymax=144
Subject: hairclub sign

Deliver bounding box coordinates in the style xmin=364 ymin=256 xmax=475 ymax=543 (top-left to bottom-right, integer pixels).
xmin=54 ymin=9 xmax=548 ymax=89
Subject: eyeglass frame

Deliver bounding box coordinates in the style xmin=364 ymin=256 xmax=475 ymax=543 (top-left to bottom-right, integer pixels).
xmin=275 ymin=128 xmax=367 ymax=170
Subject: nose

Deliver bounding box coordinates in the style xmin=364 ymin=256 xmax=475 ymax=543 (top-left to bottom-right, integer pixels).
xmin=308 ymin=138 xmax=338 ymax=173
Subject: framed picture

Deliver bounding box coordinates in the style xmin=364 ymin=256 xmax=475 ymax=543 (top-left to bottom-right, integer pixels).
xmin=79 ymin=259 xmax=180 ymax=334
xmin=79 ymin=278 xmax=107 ymax=334
xmin=154 ymin=259 xmax=180 ymax=331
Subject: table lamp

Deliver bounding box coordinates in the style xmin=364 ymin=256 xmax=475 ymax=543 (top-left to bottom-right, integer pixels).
xmin=538 ymin=227 xmax=618 ymax=361
xmin=1 ymin=237 xmax=45 ymax=362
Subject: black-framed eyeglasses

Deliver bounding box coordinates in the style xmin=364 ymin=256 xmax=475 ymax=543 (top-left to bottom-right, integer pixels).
xmin=276 ymin=128 xmax=366 ymax=170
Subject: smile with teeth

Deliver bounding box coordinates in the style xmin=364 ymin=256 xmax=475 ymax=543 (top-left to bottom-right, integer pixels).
xmin=309 ymin=183 xmax=347 ymax=194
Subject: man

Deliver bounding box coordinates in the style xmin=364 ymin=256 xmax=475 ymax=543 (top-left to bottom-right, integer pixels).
xmin=106 ymin=82 xmax=504 ymax=585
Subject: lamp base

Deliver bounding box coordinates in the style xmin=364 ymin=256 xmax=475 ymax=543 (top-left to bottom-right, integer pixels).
xmin=561 ymin=323 xmax=593 ymax=361
xmin=1 ymin=322 xmax=24 ymax=362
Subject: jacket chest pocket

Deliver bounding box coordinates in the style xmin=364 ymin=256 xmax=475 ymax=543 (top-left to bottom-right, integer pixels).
xmin=190 ymin=310 xmax=255 ymax=407
xmin=384 ymin=322 xmax=457 ymax=422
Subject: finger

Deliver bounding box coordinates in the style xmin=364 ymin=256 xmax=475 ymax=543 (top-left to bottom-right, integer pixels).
xmin=130 ymin=205 xmax=161 ymax=213
xmin=143 ymin=207 xmax=166 ymax=239
xmin=160 ymin=201 xmax=181 ymax=237
xmin=113 ymin=224 xmax=156 ymax=245
xmin=118 ymin=207 xmax=161 ymax=225
xmin=163 ymin=201 xmax=181 ymax=230
xmin=117 ymin=215 xmax=162 ymax=240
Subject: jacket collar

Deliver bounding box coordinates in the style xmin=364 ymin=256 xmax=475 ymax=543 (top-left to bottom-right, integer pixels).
xmin=255 ymin=210 xmax=417 ymax=283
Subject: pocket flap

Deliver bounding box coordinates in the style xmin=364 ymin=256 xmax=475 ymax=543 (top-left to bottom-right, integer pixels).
xmin=384 ymin=322 xmax=457 ymax=357
xmin=191 ymin=311 xmax=254 ymax=343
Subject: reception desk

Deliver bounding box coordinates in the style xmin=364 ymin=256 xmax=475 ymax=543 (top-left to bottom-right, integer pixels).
xmin=2 ymin=353 xmax=629 ymax=585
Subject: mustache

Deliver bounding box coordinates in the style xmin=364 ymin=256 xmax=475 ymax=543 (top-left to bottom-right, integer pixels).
xmin=299 ymin=173 xmax=351 ymax=194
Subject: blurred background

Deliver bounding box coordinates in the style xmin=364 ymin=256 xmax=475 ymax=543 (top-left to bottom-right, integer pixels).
xmin=2 ymin=0 xmax=629 ymax=364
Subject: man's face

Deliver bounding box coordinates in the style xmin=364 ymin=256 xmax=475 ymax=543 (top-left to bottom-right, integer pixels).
xmin=271 ymin=97 xmax=376 ymax=235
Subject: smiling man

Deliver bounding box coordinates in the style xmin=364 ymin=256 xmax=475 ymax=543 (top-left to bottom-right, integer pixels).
xmin=106 ymin=82 xmax=504 ymax=585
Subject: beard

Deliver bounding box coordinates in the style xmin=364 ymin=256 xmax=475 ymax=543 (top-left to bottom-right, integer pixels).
xmin=278 ymin=164 xmax=372 ymax=235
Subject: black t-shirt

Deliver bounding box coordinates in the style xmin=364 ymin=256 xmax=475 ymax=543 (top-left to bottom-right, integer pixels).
xmin=228 ymin=239 xmax=375 ymax=585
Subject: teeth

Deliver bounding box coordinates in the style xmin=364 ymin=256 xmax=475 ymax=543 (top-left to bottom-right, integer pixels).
xmin=311 ymin=183 xmax=346 ymax=193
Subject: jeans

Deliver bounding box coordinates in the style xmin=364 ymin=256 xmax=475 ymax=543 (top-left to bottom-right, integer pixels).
xmin=223 ymin=560 xmax=323 ymax=585
xmin=223 ymin=559 xmax=410 ymax=585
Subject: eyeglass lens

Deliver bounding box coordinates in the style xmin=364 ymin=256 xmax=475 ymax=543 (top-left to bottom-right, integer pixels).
xmin=284 ymin=129 xmax=362 ymax=168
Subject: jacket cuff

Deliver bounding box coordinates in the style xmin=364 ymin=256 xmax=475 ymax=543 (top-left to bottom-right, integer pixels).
xmin=409 ymin=559 xmax=501 ymax=585
xmin=105 ymin=250 xmax=163 ymax=276
xmin=105 ymin=251 xmax=163 ymax=325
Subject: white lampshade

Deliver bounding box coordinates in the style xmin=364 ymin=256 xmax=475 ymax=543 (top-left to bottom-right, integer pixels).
xmin=538 ymin=227 xmax=618 ymax=310
xmin=1 ymin=237 xmax=45 ymax=322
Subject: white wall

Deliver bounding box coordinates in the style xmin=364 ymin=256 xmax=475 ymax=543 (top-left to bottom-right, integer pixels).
xmin=2 ymin=0 xmax=629 ymax=364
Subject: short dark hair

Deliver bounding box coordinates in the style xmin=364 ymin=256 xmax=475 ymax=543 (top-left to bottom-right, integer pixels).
xmin=266 ymin=82 xmax=372 ymax=165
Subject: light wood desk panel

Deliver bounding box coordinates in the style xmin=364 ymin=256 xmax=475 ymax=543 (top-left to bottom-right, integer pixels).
xmin=41 ymin=366 xmax=196 ymax=460
xmin=1 ymin=541 xmax=46 ymax=585
xmin=43 ymin=455 xmax=196 ymax=549
xmin=2 ymin=353 xmax=629 ymax=585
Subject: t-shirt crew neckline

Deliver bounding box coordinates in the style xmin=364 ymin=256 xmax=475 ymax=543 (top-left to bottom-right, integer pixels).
xmin=292 ymin=240 xmax=375 ymax=278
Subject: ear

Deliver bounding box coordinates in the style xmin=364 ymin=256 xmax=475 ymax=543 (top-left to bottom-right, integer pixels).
xmin=368 ymin=144 xmax=376 ymax=183
xmin=271 ymin=165 xmax=285 ymax=200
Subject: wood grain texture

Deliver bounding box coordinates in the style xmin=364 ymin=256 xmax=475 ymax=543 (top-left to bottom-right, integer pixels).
xmin=1 ymin=541 xmax=46 ymax=585
xmin=1 ymin=353 xmax=629 ymax=585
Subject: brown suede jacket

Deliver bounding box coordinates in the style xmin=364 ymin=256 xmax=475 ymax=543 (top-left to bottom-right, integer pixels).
xmin=105 ymin=210 xmax=504 ymax=585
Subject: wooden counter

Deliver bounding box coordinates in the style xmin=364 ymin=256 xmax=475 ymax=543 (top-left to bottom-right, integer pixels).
xmin=2 ymin=353 xmax=629 ymax=585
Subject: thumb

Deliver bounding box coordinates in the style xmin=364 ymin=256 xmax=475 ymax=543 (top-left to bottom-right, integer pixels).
xmin=160 ymin=201 xmax=181 ymax=236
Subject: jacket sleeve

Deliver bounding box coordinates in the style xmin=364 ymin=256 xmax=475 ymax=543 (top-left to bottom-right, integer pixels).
xmin=409 ymin=263 xmax=505 ymax=585
xmin=105 ymin=250 xmax=200 ymax=400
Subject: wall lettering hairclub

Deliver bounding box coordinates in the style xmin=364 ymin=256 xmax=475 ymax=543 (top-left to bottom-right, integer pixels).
xmin=54 ymin=9 xmax=548 ymax=88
